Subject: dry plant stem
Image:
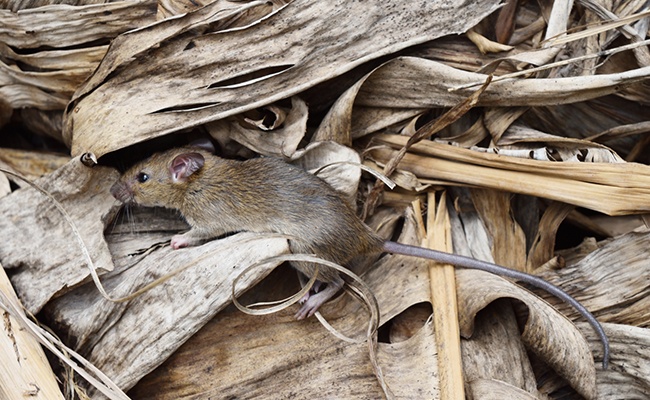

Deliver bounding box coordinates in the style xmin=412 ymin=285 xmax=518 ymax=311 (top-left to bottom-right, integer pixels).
xmin=425 ymin=194 xmax=465 ymax=400
xmin=0 ymin=265 xmax=64 ymax=400
xmin=371 ymin=135 xmax=650 ymax=216
xmin=0 ymin=290 xmax=129 ymax=400
xmin=363 ymin=76 xmax=492 ymax=217
xmin=578 ymin=1 xmax=649 ymax=50
xmin=543 ymin=9 xmax=650 ymax=46
xmin=452 ymin=39 xmax=650 ymax=91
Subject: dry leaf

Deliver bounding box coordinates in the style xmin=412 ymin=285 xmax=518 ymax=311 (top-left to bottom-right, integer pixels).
xmin=497 ymin=124 xmax=626 ymax=163
xmin=317 ymin=56 xmax=650 ymax=141
xmin=49 ymin=231 xmax=289 ymax=394
xmin=588 ymin=323 xmax=650 ymax=398
xmin=0 ymin=1 xmax=157 ymax=110
xmin=64 ymin=0 xmax=502 ymax=157
xmin=468 ymin=188 xmax=527 ymax=269
xmin=534 ymin=229 xmax=650 ymax=327
xmin=206 ymin=96 xmax=307 ymax=157
xmin=0 ymin=158 xmax=117 ymax=313
xmin=461 ymin=302 xmax=540 ymax=399
xmin=129 ymin=303 xmax=439 ymax=399
xmin=457 ymin=269 xmax=597 ymax=399
xmin=0 ymin=148 xmax=68 ymax=184
xmin=290 ymin=141 xmax=362 ymax=201
xmin=0 ymin=1 xmax=155 ymax=49
xmin=467 ymin=29 xmax=514 ymax=54
xmin=527 ymin=202 xmax=574 ymax=270
xmin=466 ymin=378 xmax=541 ymax=400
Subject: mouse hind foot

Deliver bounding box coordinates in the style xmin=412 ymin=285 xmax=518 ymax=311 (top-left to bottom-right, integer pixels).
xmin=294 ymin=280 xmax=342 ymax=320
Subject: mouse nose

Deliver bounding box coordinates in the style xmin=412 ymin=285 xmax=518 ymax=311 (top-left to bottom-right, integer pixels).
xmin=110 ymin=181 xmax=133 ymax=203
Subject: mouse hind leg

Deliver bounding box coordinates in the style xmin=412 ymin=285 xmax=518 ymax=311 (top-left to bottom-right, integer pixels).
xmin=289 ymin=240 xmax=347 ymax=319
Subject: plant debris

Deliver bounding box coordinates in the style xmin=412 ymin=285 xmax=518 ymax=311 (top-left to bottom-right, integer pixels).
xmin=1 ymin=0 xmax=650 ymax=399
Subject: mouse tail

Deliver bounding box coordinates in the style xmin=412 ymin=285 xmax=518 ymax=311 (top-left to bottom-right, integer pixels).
xmin=382 ymin=240 xmax=609 ymax=369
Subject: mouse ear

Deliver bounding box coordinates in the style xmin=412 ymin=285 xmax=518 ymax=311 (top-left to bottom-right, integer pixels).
xmin=170 ymin=152 xmax=205 ymax=183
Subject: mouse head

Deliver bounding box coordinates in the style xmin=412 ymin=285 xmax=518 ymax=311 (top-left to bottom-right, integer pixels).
xmin=110 ymin=149 xmax=206 ymax=208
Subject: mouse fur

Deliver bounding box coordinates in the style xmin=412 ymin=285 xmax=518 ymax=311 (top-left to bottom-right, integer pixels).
xmin=111 ymin=146 xmax=382 ymax=318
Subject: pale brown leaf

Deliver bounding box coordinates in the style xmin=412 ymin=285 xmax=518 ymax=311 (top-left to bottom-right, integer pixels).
xmin=64 ymin=0 xmax=502 ymax=157
xmin=0 ymin=158 xmax=117 ymax=313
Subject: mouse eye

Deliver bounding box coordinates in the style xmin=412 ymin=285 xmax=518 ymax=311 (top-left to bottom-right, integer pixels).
xmin=136 ymin=172 xmax=149 ymax=183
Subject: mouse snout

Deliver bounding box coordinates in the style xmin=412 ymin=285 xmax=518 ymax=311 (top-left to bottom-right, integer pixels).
xmin=110 ymin=181 xmax=134 ymax=203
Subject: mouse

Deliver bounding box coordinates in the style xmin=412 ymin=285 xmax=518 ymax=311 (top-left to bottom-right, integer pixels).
xmin=109 ymin=142 xmax=609 ymax=369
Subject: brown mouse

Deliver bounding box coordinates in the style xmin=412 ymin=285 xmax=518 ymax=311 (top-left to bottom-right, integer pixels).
xmin=110 ymin=143 xmax=609 ymax=369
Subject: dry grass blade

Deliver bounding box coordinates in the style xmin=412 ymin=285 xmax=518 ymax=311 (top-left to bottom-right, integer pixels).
xmin=233 ymin=253 xmax=392 ymax=397
xmin=543 ymin=9 xmax=650 ymax=46
xmin=455 ymin=39 xmax=650 ymax=90
xmin=232 ymin=255 xmax=316 ymax=316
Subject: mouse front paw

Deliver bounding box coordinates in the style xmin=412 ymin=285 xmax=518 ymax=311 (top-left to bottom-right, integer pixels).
xmin=171 ymin=233 xmax=202 ymax=249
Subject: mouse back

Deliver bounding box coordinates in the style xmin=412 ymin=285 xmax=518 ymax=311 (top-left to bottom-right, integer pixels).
xmin=238 ymin=158 xmax=384 ymax=265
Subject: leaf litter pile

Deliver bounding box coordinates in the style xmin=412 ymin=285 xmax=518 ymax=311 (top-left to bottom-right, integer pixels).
xmin=1 ymin=0 xmax=650 ymax=399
